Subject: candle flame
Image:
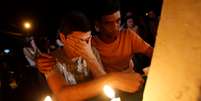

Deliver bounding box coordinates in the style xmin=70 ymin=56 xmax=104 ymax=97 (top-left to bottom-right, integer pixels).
xmin=44 ymin=96 xmax=52 ymax=101
xmin=103 ymin=85 xmax=115 ymax=99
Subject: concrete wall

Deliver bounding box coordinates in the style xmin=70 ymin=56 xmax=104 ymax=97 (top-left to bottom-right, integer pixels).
xmin=143 ymin=0 xmax=201 ymax=101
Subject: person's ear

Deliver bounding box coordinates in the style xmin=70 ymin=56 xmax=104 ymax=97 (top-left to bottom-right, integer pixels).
xmin=59 ymin=33 xmax=66 ymax=43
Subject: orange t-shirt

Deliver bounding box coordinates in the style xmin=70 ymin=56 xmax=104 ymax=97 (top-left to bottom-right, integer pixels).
xmin=92 ymin=28 xmax=152 ymax=72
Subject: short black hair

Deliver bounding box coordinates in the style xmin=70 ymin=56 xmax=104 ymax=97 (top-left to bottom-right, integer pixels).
xmin=93 ymin=0 xmax=120 ymax=20
xmin=59 ymin=11 xmax=91 ymax=35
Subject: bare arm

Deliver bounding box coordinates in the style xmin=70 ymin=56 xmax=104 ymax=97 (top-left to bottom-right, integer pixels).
xmin=46 ymin=71 xmax=107 ymax=101
xmin=46 ymin=71 xmax=143 ymax=101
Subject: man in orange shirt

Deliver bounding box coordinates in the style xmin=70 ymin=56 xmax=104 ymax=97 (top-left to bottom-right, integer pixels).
xmin=92 ymin=0 xmax=153 ymax=73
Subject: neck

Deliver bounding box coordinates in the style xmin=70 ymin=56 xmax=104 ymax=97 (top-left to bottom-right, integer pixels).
xmin=97 ymin=33 xmax=117 ymax=44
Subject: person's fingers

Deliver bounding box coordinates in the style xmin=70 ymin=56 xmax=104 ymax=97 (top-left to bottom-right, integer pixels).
xmin=134 ymin=73 xmax=145 ymax=88
xmin=66 ymin=38 xmax=84 ymax=49
xmin=38 ymin=69 xmax=51 ymax=74
xmin=74 ymin=41 xmax=89 ymax=51
xmin=37 ymin=63 xmax=55 ymax=73
xmin=72 ymin=45 xmax=88 ymax=57
xmin=66 ymin=43 xmax=81 ymax=56
xmin=38 ymin=53 xmax=54 ymax=59
xmin=36 ymin=57 xmax=55 ymax=66
xmin=37 ymin=58 xmax=56 ymax=63
xmin=66 ymin=39 xmax=85 ymax=53
xmin=65 ymin=41 xmax=77 ymax=50
xmin=65 ymin=37 xmax=93 ymax=59
xmin=36 ymin=54 xmax=55 ymax=65
xmin=39 ymin=68 xmax=51 ymax=72
xmin=143 ymin=67 xmax=149 ymax=76
xmin=67 ymin=37 xmax=90 ymax=53
xmin=39 ymin=62 xmax=55 ymax=67
xmin=136 ymin=73 xmax=144 ymax=82
xmin=88 ymin=37 xmax=92 ymax=46
xmin=73 ymin=43 xmax=84 ymax=51
xmin=36 ymin=60 xmax=55 ymax=68
xmin=68 ymin=37 xmax=88 ymax=46
xmin=37 ymin=64 xmax=55 ymax=71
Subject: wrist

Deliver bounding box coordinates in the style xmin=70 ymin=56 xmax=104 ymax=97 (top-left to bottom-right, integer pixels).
xmin=105 ymin=73 xmax=117 ymax=88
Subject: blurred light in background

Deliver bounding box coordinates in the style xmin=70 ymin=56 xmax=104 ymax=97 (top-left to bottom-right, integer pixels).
xmin=23 ymin=22 xmax=32 ymax=30
xmin=4 ymin=48 xmax=10 ymax=54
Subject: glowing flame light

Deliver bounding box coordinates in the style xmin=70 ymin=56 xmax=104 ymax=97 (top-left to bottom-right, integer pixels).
xmin=103 ymin=85 xmax=115 ymax=99
xmin=4 ymin=49 xmax=10 ymax=54
xmin=44 ymin=96 xmax=52 ymax=101
xmin=24 ymin=22 xmax=31 ymax=29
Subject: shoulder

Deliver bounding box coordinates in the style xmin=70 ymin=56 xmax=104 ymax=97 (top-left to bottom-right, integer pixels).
xmin=121 ymin=28 xmax=138 ymax=36
xmin=119 ymin=28 xmax=140 ymax=41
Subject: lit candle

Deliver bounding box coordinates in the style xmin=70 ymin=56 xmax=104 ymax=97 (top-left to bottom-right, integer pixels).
xmin=44 ymin=96 xmax=52 ymax=101
xmin=103 ymin=85 xmax=121 ymax=101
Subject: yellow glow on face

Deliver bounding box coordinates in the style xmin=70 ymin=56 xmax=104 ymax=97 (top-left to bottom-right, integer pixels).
xmin=44 ymin=96 xmax=52 ymax=101
xmin=103 ymin=85 xmax=115 ymax=99
xmin=24 ymin=22 xmax=31 ymax=29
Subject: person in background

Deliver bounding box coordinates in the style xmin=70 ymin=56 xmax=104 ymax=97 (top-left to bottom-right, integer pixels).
xmin=23 ymin=36 xmax=41 ymax=67
xmin=125 ymin=11 xmax=139 ymax=33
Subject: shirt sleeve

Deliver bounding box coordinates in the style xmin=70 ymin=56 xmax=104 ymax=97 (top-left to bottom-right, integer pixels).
xmin=128 ymin=28 xmax=152 ymax=55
